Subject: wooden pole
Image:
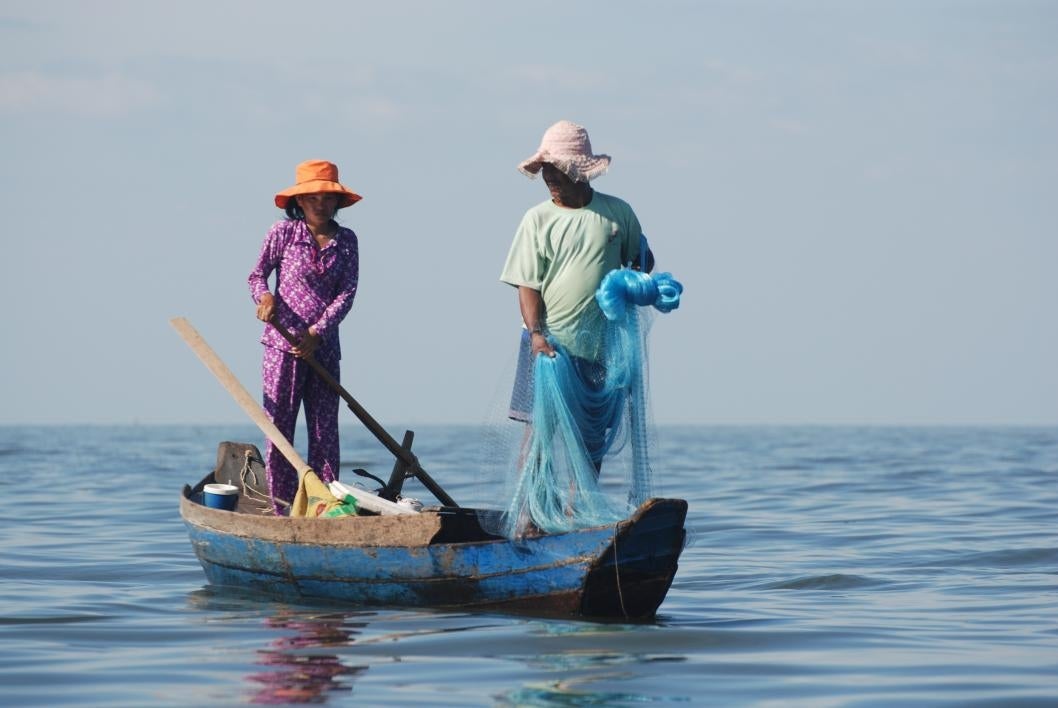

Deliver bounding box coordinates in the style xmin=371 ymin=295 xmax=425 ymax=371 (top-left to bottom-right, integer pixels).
xmin=169 ymin=317 xmax=312 ymax=483
xmin=267 ymin=320 xmax=458 ymax=508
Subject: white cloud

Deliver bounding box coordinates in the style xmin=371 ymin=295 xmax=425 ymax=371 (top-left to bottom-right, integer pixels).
xmin=0 ymin=71 xmax=160 ymax=116
xmin=769 ymin=117 xmax=809 ymax=136
xmin=509 ymin=64 xmax=616 ymax=92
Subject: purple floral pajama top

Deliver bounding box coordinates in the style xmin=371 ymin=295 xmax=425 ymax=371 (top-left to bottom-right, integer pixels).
xmin=248 ymin=219 xmax=359 ymax=358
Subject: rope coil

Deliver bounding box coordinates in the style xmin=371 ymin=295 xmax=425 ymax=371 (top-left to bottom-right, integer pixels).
xmin=240 ymin=448 xmax=288 ymax=512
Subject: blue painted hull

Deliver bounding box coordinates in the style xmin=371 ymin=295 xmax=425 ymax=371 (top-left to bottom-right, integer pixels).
xmin=181 ymin=476 xmax=687 ymax=619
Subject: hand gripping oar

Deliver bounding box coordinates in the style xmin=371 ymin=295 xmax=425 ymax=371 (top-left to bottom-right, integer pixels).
xmin=267 ymin=319 xmax=458 ymax=508
xmin=169 ymin=317 xmax=312 ymax=485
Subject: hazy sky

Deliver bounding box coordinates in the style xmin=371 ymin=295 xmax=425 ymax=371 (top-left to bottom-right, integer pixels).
xmin=2 ymin=1 xmax=1055 ymax=426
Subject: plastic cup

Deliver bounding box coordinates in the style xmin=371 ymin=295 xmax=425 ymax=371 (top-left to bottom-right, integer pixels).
xmin=203 ymin=483 xmax=239 ymax=511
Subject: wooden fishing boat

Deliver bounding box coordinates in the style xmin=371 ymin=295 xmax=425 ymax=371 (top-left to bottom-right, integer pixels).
xmin=180 ymin=460 xmax=687 ymax=620
xmin=170 ymin=317 xmax=687 ymax=619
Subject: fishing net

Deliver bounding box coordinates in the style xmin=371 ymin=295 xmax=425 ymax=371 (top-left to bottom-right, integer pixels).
xmin=479 ymin=268 xmax=683 ymax=539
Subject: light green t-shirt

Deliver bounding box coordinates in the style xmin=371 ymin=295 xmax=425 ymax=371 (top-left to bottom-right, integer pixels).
xmin=500 ymin=191 xmax=642 ymax=360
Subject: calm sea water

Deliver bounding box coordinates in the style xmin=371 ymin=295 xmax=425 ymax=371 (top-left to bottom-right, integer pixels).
xmin=1 ymin=424 xmax=1056 ymax=706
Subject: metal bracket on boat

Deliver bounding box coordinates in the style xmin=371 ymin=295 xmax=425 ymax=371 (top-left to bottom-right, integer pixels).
xmin=379 ymin=429 xmax=415 ymax=501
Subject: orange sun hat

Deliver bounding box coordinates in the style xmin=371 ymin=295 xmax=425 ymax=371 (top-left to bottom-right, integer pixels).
xmin=274 ymin=159 xmax=362 ymax=209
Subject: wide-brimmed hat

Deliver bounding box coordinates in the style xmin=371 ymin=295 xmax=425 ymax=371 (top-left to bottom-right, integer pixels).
xmin=274 ymin=159 xmax=362 ymax=209
xmin=517 ymin=120 xmax=611 ymax=182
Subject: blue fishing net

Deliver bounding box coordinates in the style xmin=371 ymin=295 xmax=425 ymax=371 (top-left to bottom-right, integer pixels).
xmin=500 ymin=269 xmax=684 ymax=538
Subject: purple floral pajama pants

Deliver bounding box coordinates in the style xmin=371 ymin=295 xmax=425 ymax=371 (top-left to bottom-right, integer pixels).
xmin=262 ymin=345 xmax=341 ymax=514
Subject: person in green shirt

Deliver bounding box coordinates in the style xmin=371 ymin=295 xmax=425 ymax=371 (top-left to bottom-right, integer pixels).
xmin=500 ymin=120 xmax=653 ymax=439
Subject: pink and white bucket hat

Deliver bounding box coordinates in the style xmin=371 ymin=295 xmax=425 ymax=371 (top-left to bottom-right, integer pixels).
xmin=518 ymin=120 xmax=612 ymax=183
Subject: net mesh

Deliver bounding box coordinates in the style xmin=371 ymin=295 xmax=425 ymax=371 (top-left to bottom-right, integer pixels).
xmin=479 ymin=269 xmax=683 ymax=539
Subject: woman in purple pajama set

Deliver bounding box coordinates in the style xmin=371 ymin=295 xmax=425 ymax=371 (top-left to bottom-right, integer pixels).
xmin=248 ymin=160 xmax=362 ymax=515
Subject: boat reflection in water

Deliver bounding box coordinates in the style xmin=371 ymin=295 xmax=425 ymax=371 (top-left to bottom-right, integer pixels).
xmin=246 ymin=610 xmax=368 ymax=705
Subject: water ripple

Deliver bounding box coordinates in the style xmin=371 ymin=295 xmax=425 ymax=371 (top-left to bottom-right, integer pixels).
xmin=760 ymin=573 xmax=887 ymax=591
xmin=0 ymin=614 xmax=109 ymax=626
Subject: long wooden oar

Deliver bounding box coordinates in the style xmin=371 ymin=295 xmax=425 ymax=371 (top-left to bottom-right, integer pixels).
xmin=169 ymin=317 xmax=312 ymax=483
xmin=267 ymin=319 xmax=458 ymax=508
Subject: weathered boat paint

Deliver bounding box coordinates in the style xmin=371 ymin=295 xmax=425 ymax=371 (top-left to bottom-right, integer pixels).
xmin=180 ymin=476 xmax=687 ymax=620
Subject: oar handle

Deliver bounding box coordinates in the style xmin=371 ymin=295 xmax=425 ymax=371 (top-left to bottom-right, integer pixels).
xmin=169 ymin=317 xmax=312 ymax=483
xmin=269 ymin=319 xmax=458 ymax=508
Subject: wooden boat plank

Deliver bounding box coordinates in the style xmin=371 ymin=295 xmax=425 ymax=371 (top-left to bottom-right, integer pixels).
xmin=187 ymin=516 xmax=617 ymax=611
xmin=182 ymin=485 xmax=448 ymax=547
xmin=186 ymin=517 xmax=611 ymax=582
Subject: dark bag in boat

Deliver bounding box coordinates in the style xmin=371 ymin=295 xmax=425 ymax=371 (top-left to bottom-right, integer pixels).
xmin=213 ymin=441 xmax=271 ymax=513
